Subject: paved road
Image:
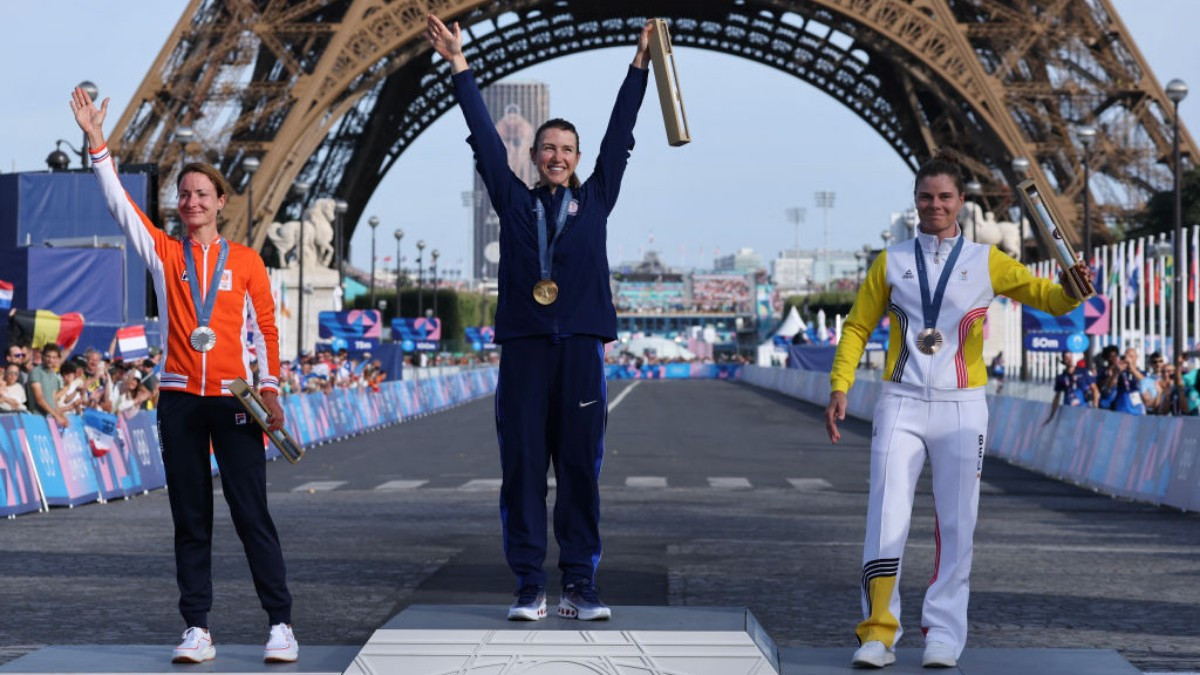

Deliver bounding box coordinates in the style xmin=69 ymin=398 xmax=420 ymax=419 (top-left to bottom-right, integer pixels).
xmin=1 ymin=380 xmax=1198 ymax=671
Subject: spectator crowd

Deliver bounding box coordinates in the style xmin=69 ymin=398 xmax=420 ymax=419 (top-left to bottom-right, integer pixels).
xmin=2 ymin=342 xmax=161 ymax=421
xmin=1047 ymin=345 xmax=1200 ymax=421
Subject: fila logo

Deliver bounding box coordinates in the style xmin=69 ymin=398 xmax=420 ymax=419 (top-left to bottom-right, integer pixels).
xmin=902 ymin=269 xmax=914 ymax=279
xmin=235 ymin=412 xmax=247 ymax=425
xmin=181 ymin=270 xmax=189 ymax=282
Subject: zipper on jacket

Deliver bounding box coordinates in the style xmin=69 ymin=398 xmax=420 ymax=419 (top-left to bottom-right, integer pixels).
xmin=200 ymin=242 xmax=209 ymax=396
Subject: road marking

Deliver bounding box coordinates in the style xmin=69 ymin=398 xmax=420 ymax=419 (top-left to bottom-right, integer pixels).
xmin=626 ymin=476 xmax=667 ymax=488
xmin=459 ymin=479 xmax=503 ymax=491
xmin=607 ymin=381 xmax=640 ymax=413
xmin=292 ymin=481 xmax=346 ymax=492
xmin=708 ymin=477 xmax=752 ymax=489
xmin=374 ymin=480 xmax=428 ymax=491
xmin=788 ymin=478 xmax=833 ymax=491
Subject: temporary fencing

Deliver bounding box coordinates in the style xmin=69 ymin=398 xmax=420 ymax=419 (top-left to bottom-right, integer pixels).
xmin=605 ymin=363 xmax=744 ymax=379
xmin=743 ymin=365 xmax=1200 ymax=512
xmin=0 ymin=368 xmax=498 ymax=518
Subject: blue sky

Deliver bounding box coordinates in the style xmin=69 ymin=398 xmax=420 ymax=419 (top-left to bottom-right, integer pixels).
xmin=1 ymin=1 xmax=1196 ymax=279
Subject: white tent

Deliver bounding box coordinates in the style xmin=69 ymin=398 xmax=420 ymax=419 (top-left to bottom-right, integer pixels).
xmin=773 ymin=306 xmax=807 ymax=338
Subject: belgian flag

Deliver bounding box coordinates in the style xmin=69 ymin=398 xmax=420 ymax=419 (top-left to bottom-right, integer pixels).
xmin=6 ymin=309 xmax=85 ymax=355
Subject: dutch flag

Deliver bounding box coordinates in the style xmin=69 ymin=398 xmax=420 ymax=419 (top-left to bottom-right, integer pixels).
xmin=0 ymin=279 xmax=11 ymax=310
xmin=117 ymin=325 xmax=150 ymax=360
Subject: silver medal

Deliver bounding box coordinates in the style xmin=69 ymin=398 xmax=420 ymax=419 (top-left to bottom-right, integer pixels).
xmin=189 ymin=326 xmax=217 ymax=352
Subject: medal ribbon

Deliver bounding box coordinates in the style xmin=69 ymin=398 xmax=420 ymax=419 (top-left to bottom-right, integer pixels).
xmin=183 ymin=238 xmax=230 ymax=330
xmin=913 ymin=234 xmax=964 ymax=332
xmin=535 ymin=187 xmax=572 ymax=281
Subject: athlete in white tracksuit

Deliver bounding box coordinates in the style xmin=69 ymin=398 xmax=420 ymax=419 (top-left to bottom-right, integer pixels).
xmin=825 ymin=158 xmax=1088 ymax=668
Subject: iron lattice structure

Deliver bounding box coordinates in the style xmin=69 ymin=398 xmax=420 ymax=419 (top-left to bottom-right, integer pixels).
xmin=110 ymin=0 xmax=1196 ymax=256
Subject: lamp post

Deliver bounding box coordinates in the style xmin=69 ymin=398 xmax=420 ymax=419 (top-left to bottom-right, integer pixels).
xmin=814 ymin=191 xmax=835 ymax=285
xmin=394 ymin=228 xmax=405 ymax=317
xmin=1077 ymin=125 xmax=1097 ymax=267
xmin=880 ymin=229 xmax=893 ymax=249
xmin=416 ymin=240 xmax=427 ymax=317
xmin=1011 ymin=156 xmax=1032 ymax=380
xmin=242 ymin=156 xmax=260 ymax=248
xmin=431 ymin=249 xmax=441 ymax=318
xmin=965 ymin=180 xmax=983 ymax=242
xmin=175 ymin=125 xmax=195 ymax=175
xmin=367 ymin=215 xmax=380 ymax=310
xmin=78 ymin=81 xmax=98 ymax=168
xmin=785 ymin=207 xmax=806 ymax=253
xmin=1011 ymin=157 xmax=1031 ymax=262
xmin=1167 ymin=79 xmax=1189 ymax=358
xmin=292 ymin=180 xmax=311 ymax=358
xmin=334 ymin=200 xmax=348 ymax=299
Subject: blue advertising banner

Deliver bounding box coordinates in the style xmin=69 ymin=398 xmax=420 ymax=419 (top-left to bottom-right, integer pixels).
xmin=464 ymin=326 xmax=497 ymax=351
xmin=0 ymin=415 xmax=42 ymax=516
xmin=120 ymin=412 xmax=165 ymax=492
xmin=392 ymin=318 xmax=442 ymax=352
xmin=318 ymin=310 xmax=382 ymax=351
xmin=84 ymin=414 xmax=143 ymax=499
xmin=1024 ymin=331 xmax=1089 ymax=352
xmin=35 ymin=415 xmax=100 ymax=506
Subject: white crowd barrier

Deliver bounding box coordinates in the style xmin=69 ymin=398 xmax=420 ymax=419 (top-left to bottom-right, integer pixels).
xmin=743 ymin=365 xmax=1200 ymax=511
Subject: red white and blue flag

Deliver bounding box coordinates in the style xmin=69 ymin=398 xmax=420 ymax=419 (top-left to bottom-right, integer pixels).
xmin=0 ymin=279 xmax=12 ymax=310
xmin=116 ymin=325 xmax=150 ymax=360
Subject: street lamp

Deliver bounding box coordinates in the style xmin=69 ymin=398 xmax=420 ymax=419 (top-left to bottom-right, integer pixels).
xmin=368 ymin=215 xmax=380 ymax=309
xmin=292 ymin=181 xmax=311 ymax=358
xmin=1011 ymin=157 xmax=1031 ymax=262
xmin=175 ymin=125 xmax=195 ymax=174
xmin=880 ymin=229 xmax=893 ymax=248
xmin=815 ymin=191 xmax=836 ymax=285
xmin=242 ymin=156 xmax=260 ymax=248
xmin=46 ymin=140 xmax=80 ymax=171
xmin=1167 ymin=78 xmax=1189 ymax=358
xmin=431 ymin=249 xmax=441 ymax=317
xmin=965 ymin=180 xmax=983 ymax=242
xmin=394 ymin=228 xmax=405 ymax=316
xmin=416 ymin=240 xmax=427 ymax=317
xmin=78 ymin=81 xmax=98 ymax=168
xmin=785 ymin=207 xmax=806 ymax=253
xmin=1077 ymin=124 xmax=1097 ymax=267
xmin=334 ymin=199 xmax=348 ymax=297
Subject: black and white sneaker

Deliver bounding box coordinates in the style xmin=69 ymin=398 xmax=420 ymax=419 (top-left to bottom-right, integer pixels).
xmin=557 ymin=581 xmax=611 ymax=620
xmin=507 ymin=586 xmax=547 ymax=621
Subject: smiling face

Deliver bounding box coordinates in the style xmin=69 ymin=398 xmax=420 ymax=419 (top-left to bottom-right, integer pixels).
xmin=530 ymin=127 xmax=580 ymax=191
xmin=914 ymin=173 xmax=964 ymax=239
xmin=177 ymin=170 xmax=227 ymax=233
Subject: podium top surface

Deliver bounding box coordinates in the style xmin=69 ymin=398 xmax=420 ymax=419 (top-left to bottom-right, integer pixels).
xmin=382 ymin=604 xmax=763 ymax=632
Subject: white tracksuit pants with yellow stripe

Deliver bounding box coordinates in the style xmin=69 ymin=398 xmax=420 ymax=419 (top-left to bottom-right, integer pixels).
xmin=856 ymin=387 xmax=987 ymax=659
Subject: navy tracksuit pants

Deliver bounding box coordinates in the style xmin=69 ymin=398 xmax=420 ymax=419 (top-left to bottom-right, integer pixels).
xmin=495 ymin=335 xmax=608 ymax=590
xmin=158 ymin=391 xmax=292 ymax=628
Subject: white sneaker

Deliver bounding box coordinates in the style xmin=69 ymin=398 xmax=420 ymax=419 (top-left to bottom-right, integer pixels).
xmin=852 ymin=640 xmax=895 ymax=668
xmin=264 ymin=623 xmax=299 ymax=663
xmin=922 ymin=640 xmax=957 ymax=668
xmin=171 ymin=627 xmax=215 ymax=663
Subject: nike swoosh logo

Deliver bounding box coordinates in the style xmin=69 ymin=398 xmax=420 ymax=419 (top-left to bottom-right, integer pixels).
xmin=579 ymin=400 xmax=598 ymax=408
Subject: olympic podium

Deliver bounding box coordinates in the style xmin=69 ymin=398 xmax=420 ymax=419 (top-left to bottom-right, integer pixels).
xmin=0 ymin=605 xmax=1142 ymax=674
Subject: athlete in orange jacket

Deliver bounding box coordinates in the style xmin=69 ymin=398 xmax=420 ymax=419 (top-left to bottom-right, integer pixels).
xmin=72 ymin=86 xmax=298 ymax=665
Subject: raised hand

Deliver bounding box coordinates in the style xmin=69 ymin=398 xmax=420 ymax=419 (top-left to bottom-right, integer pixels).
xmin=633 ymin=19 xmax=654 ymax=69
xmin=70 ymin=86 xmax=109 ymax=150
xmin=426 ymin=14 xmax=467 ymax=73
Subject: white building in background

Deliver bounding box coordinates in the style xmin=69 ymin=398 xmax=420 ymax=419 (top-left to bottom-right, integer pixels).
xmin=772 ymin=248 xmax=868 ymax=292
xmin=771 ymin=252 xmax=815 ymax=292
xmin=713 ymin=248 xmax=763 ymax=273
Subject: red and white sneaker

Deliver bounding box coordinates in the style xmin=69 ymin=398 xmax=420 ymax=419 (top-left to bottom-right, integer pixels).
xmin=264 ymin=623 xmax=299 ymax=663
xmin=171 ymin=627 xmax=215 ymax=663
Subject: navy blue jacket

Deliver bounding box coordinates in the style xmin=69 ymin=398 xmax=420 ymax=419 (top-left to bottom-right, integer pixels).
xmin=452 ymin=66 xmax=649 ymax=343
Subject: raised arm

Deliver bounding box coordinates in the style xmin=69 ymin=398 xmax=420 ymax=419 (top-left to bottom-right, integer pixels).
xmin=428 ymin=14 xmax=524 ymax=210
xmin=589 ymin=20 xmax=653 ymax=212
xmin=70 ymin=86 xmax=171 ymax=270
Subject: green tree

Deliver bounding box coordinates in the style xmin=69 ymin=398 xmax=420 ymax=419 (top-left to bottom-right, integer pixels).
xmin=1127 ymin=167 xmax=1200 ymax=238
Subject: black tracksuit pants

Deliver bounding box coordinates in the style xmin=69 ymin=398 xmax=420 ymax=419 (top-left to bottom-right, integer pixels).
xmin=158 ymin=391 xmax=291 ymax=628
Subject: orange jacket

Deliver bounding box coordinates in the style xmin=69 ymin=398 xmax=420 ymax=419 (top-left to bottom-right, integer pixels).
xmin=90 ymin=144 xmax=280 ymax=396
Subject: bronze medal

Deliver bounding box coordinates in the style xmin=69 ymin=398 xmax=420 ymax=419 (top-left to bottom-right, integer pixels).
xmin=533 ymin=279 xmax=559 ymax=306
xmin=915 ymin=327 xmax=943 ymax=355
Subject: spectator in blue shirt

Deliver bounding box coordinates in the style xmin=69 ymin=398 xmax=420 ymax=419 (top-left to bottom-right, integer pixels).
xmin=1139 ymin=351 xmax=1163 ymax=412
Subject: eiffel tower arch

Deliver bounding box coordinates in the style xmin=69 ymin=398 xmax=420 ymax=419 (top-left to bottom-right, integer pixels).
xmin=109 ymin=0 xmax=1196 ymax=259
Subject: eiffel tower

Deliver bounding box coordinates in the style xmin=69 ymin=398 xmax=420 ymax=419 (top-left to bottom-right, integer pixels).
xmin=109 ymin=0 xmax=1196 ymax=257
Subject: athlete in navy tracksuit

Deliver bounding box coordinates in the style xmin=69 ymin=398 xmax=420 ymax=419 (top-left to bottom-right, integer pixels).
xmin=427 ymin=14 xmax=652 ymax=621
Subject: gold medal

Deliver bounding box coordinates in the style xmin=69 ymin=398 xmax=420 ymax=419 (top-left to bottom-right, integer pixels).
xmin=533 ymin=279 xmax=559 ymax=305
xmin=915 ymin=327 xmax=943 ymax=355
